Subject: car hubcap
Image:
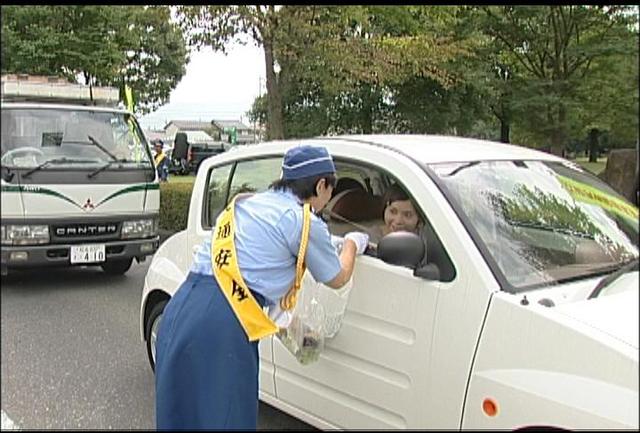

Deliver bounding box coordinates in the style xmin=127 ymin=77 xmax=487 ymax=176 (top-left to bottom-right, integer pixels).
xmin=150 ymin=314 xmax=162 ymax=365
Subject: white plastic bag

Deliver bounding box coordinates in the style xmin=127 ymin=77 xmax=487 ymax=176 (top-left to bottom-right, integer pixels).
xmin=275 ymin=289 xmax=325 ymax=365
xmin=314 ymin=276 xmax=353 ymax=338
xmin=274 ymin=273 xmax=355 ymax=365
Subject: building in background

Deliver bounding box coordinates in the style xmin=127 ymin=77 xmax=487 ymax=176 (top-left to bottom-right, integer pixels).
xmin=211 ymin=120 xmax=255 ymax=145
xmin=159 ymin=119 xmax=258 ymax=146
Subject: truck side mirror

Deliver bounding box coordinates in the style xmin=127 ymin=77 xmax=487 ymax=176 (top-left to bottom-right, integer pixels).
xmin=173 ymin=132 xmax=189 ymax=160
xmin=377 ymin=231 xmax=425 ymax=269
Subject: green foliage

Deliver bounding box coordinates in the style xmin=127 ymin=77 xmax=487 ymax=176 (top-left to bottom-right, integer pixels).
xmin=274 ymin=6 xmax=479 ymax=137
xmin=1 ymin=5 xmax=188 ymax=114
xmin=477 ymin=5 xmax=639 ymax=152
xmin=159 ymin=182 xmax=193 ymax=231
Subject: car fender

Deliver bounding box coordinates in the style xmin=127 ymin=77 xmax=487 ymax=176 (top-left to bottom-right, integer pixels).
xmin=462 ymin=291 xmax=638 ymax=430
xmin=463 ymin=368 xmax=638 ymax=429
xmin=140 ymin=229 xmax=189 ymax=341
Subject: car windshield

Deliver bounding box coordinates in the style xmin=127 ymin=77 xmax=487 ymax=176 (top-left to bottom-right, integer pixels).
xmin=1 ymin=108 xmax=152 ymax=168
xmin=430 ymin=160 xmax=639 ymax=292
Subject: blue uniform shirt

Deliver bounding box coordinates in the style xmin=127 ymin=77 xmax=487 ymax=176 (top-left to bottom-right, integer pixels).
xmin=190 ymin=189 xmax=341 ymax=306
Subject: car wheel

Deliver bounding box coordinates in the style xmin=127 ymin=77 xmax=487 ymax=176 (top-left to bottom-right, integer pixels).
xmin=145 ymin=300 xmax=167 ymax=372
xmin=100 ymin=258 xmax=133 ymax=275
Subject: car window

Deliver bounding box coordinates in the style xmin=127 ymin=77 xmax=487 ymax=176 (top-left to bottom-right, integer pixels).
xmin=430 ymin=160 xmax=638 ymax=292
xmin=204 ymin=157 xmax=283 ymax=228
xmin=326 ymin=159 xmax=455 ymax=281
xmin=228 ymin=157 xmax=282 ymax=200
xmin=204 ymin=163 xmax=233 ymax=227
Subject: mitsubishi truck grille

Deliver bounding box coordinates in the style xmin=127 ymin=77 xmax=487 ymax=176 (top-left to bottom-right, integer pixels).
xmin=51 ymin=222 xmax=120 ymax=241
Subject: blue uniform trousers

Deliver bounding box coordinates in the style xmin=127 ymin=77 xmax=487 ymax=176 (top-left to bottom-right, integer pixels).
xmin=155 ymin=272 xmax=263 ymax=430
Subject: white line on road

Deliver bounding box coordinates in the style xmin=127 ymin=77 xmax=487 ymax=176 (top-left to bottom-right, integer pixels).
xmin=1 ymin=410 xmax=20 ymax=430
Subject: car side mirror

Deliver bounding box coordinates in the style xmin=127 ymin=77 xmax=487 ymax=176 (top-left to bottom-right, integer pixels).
xmin=377 ymin=231 xmax=425 ymax=269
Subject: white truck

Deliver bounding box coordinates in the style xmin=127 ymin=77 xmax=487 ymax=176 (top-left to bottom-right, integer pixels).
xmin=1 ymin=74 xmax=160 ymax=276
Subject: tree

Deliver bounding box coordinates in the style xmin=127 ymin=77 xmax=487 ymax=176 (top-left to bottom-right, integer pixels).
xmin=1 ymin=5 xmax=188 ymax=114
xmin=177 ymin=6 xmax=285 ymax=140
xmin=274 ymin=6 xmax=477 ymax=137
xmin=116 ymin=6 xmax=190 ymax=114
xmin=480 ymin=6 xmax=638 ymax=154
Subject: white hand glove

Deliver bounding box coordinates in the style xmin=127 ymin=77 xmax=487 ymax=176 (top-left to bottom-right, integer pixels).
xmin=330 ymin=234 xmax=345 ymax=252
xmin=344 ymin=232 xmax=369 ymax=255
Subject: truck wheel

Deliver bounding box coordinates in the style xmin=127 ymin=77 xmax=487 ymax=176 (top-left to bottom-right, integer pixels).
xmin=100 ymin=258 xmax=133 ymax=275
xmin=145 ymin=300 xmax=168 ymax=372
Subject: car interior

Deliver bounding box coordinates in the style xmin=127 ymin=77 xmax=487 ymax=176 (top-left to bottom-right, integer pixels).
xmin=324 ymin=160 xmax=456 ymax=281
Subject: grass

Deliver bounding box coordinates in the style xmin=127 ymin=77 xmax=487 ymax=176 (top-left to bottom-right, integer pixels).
xmin=573 ymin=156 xmax=607 ymax=176
xmin=167 ymin=174 xmax=196 ymax=184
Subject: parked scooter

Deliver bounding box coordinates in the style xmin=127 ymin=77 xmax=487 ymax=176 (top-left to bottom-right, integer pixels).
xmin=168 ymin=132 xmax=190 ymax=175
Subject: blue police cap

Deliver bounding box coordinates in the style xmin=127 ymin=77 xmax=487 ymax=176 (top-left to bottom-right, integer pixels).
xmin=282 ymin=145 xmax=336 ymax=180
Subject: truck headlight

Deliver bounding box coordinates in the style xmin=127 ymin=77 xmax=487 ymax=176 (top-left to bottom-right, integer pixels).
xmin=1 ymin=225 xmax=50 ymax=245
xmin=121 ymin=219 xmax=157 ymax=239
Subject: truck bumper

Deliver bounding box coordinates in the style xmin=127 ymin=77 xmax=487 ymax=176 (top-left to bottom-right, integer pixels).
xmin=1 ymin=236 xmax=160 ymax=274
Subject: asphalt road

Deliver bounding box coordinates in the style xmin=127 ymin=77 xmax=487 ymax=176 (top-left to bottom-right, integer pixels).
xmin=1 ymin=260 xmax=315 ymax=430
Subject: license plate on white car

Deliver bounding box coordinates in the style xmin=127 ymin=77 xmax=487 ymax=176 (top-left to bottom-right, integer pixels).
xmin=70 ymin=244 xmax=106 ymax=264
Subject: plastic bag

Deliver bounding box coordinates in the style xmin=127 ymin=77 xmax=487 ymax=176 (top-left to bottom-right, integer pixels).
xmin=275 ymin=290 xmax=325 ymax=365
xmin=314 ymin=276 xmax=353 ymax=338
xmin=275 ymin=273 xmax=354 ymax=364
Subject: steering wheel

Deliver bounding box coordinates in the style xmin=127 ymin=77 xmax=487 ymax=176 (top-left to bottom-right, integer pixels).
xmin=1 ymin=147 xmax=45 ymax=164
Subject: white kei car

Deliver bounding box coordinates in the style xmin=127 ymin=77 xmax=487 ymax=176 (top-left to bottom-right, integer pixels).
xmin=140 ymin=135 xmax=639 ymax=430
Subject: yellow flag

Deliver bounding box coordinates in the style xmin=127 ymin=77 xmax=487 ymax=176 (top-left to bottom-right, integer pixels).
xmin=124 ymin=85 xmax=134 ymax=112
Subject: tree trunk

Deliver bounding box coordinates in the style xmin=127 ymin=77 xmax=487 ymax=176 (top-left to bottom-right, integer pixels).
xmin=84 ymin=71 xmax=94 ymax=103
xmin=588 ymin=128 xmax=600 ymax=163
xmin=263 ymin=39 xmax=284 ymax=140
xmin=500 ymin=120 xmax=510 ymax=143
xmin=548 ymin=105 xmax=567 ymax=156
xmin=362 ymin=87 xmax=374 ymax=134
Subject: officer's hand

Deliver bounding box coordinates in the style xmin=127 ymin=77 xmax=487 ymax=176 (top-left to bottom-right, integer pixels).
xmin=344 ymin=232 xmax=369 ymax=255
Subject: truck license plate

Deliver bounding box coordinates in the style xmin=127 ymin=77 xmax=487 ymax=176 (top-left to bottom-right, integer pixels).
xmin=70 ymin=244 xmax=106 ymax=264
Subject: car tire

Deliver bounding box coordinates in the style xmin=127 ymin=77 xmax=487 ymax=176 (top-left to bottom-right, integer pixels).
xmin=145 ymin=300 xmax=167 ymax=372
xmin=100 ymin=258 xmax=133 ymax=275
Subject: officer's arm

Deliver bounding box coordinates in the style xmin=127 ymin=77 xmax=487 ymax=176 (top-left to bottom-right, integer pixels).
xmin=324 ymin=239 xmax=358 ymax=289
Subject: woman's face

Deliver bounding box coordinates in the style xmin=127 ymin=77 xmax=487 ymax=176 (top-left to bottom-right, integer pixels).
xmin=383 ymin=199 xmax=420 ymax=234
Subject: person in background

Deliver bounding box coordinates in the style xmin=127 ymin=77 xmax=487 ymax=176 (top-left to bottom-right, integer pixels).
xmin=154 ymin=145 xmax=369 ymax=430
xmin=153 ymin=140 xmax=169 ymax=182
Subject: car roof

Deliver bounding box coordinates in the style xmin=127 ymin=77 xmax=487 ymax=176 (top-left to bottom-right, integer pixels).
xmin=228 ymin=134 xmax=564 ymax=165
xmin=328 ymin=134 xmax=564 ymax=164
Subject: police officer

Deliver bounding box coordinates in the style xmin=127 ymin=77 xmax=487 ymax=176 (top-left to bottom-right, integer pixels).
xmin=155 ymin=145 xmax=369 ymax=430
xmin=153 ymin=140 xmax=169 ymax=182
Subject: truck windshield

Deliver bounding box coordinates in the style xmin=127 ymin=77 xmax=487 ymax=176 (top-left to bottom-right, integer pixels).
xmin=430 ymin=160 xmax=639 ymax=292
xmin=0 ymin=108 xmax=152 ymax=169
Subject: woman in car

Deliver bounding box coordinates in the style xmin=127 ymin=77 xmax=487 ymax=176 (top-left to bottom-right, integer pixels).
xmin=371 ymin=183 xmax=423 ymax=240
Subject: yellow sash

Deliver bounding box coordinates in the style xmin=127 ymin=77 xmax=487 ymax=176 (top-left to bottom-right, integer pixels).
xmin=154 ymin=152 xmax=166 ymax=166
xmin=211 ymin=194 xmax=311 ymax=341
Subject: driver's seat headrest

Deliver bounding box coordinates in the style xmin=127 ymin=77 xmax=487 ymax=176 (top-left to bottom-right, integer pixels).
xmin=326 ymin=188 xmax=384 ymax=222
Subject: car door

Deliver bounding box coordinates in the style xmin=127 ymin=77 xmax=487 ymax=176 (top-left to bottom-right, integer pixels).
xmin=271 ymin=146 xmax=495 ymax=429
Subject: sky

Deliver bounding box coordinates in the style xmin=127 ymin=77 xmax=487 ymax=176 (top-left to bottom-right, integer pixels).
xmin=139 ymin=41 xmax=265 ymax=131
